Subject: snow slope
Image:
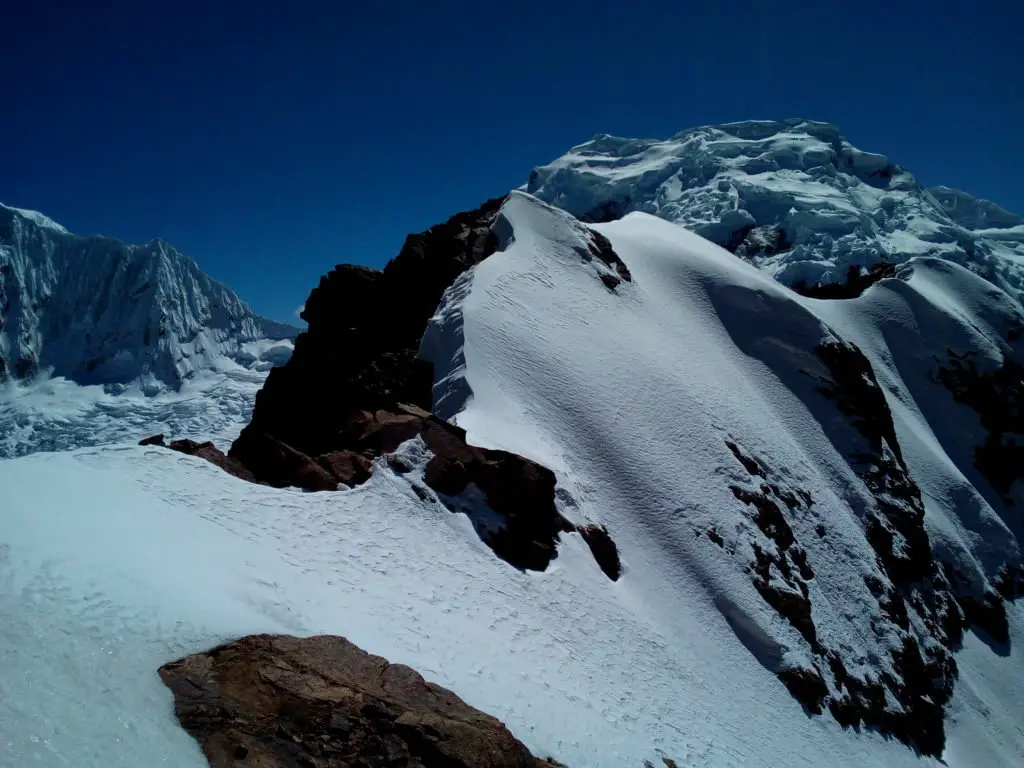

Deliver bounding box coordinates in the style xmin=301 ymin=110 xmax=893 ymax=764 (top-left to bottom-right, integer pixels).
xmin=0 ymin=203 xmax=296 ymax=389
xmin=525 ymin=119 xmax=1024 ymax=304
xmin=3 ymin=192 xmax=1022 ymax=767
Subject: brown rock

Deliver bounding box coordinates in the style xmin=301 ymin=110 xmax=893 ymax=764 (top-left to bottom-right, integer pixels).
xmin=139 ymin=433 xmax=165 ymax=446
xmin=353 ymin=408 xmax=426 ymax=453
xmin=158 ymin=633 xmax=552 ymax=768
xmin=318 ymin=450 xmax=374 ymax=486
xmin=166 ymin=438 xmax=256 ymax=483
xmin=228 ymin=431 xmax=337 ymax=491
xmin=419 ymin=418 xmax=574 ymax=572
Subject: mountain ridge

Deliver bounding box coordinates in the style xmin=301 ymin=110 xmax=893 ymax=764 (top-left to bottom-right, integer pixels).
xmin=0 ymin=202 xmax=297 ymax=391
xmin=525 ymin=118 xmax=1024 ymax=305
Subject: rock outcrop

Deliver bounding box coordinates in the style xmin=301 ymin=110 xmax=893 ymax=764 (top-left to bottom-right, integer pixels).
xmin=231 ymin=197 xmax=507 ymax=465
xmin=218 ymin=198 xmax=619 ymax=577
xmin=140 ymin=435 xmax=257 ymax=483
xmin=158 ymin=634 xmax=557 ymax=768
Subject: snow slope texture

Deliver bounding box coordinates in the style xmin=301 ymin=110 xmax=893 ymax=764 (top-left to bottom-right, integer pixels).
xmin=3 ymin=192 xmax=1024 ymax=767
xmin=0 ymin=203 xmax=297 ymax=390
xmin=425 ymin=192 xmax=1024 ymax=762
xmin=525 ymin=119 xmax=1024 ymax=305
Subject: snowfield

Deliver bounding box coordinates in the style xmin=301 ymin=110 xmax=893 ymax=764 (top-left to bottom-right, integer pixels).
xmin=0 ymin=339 xmax=293 ymax=458
xmin=3 ymin=192 xmax=1023 ymax=767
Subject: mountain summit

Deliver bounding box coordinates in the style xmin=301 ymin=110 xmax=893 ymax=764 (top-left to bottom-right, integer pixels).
xmin=0 ymin=203 xmax=296 ymax=391
xmin=526 ymin=119 xmax=1024 ymax=302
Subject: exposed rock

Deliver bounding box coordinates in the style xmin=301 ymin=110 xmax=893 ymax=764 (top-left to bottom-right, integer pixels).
xmin=218 ymin=198 xmax=621 ymax=577
xmin=933 ymin=349 xmax=1024 ymax=501
xmin=778 ymin=666 xmax=829 ymax=715
xmin=138 ymin=433 xmax=165 ymax=446
xmin=579 ymin=196 xmax=631 ymax=224
xmin=165 ymin=438 xmax=257 ymax=483
xmin=158 ymin=633 xmax=555 ymax=768
xmin=228 ymin=431 xmax=337 ymax=491
xmin=419 ymin=415 xmax=576 ymax=572
xmin=577 ymin=524 xmax=622 ymax=581
xmin=318 ymin=450 xmax=374 ymax=486
xmin=792 ymin=262 xmax=897 ymax=299
xmin=586 ymin=229 xmax=632 ymax=283
xmin=232 ymin=197 xmax=506 ymax=468
xmin=807 ymin=337 xmax=968 ymax=755
xmin=729 ymin=224 xmax=790 ymax=262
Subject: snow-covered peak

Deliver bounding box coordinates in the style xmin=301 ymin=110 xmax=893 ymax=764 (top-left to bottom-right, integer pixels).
xmin=927 ymin=185 xmax=1024 ymax=231
xmin=0 ymin=202 xmax=70 ymax=234
xmin=0 ymin=202 xmax=297 ymax=392
xmin=526 ymin=119 xmax=1024 ymax=305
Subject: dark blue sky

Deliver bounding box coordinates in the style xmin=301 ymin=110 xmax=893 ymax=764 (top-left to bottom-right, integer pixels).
xmin=3 ymin=1 xmax=1021 ymax=322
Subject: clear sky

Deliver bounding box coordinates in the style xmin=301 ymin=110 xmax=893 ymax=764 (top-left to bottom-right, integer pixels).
xmin=3 ymin=0 xmax=1021 ymax=323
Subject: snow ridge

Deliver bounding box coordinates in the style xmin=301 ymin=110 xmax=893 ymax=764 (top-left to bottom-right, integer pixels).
xmin=0 ymin=203 xmax=297 ymax=391
xmin=526 ymin=119 xmax=1024 ymax=305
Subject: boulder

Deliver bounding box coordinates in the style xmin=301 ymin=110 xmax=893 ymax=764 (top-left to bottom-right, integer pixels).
xmin=166 ymin=438 xmax=256 ymax=483
xmin=158 ymin=633 xmax=556 ymax=768
xmin=318 ymin=450 xmax=374 ymax=486
xmin=138 ymin=433 xmax=165 ymax=446
xmin=228 ymin=431 xmax=337 ymax=491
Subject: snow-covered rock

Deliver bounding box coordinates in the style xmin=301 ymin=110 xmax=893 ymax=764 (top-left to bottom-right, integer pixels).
xmin=0 ymin=202 xmax=297 ymax=390
xmin=525 ymin=119 xmax=1024 ymax=304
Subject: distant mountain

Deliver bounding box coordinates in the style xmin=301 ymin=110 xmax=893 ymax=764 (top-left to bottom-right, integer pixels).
xmin=0 ymin=203 xmax=297 ymax=392
xmin=525 ymin=119 xmax=1024 ymax=304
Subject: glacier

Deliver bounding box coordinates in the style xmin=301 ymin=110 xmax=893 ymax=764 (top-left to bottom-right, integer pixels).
xmin=0 ymin=202 xmax=296 ymax=388
xmin=3 ymin=190 xmax=1023 ymax=767
xmin=0 ymin=203 xmax=297 ymax=456
xmin=525 ymin=119 xmax=1024 ymax=304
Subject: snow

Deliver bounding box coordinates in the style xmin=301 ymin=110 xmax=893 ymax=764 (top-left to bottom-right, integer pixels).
xmin=0 ymin=203 xmax=69 ymax=234
xmin=0 ymin=340 xmax=291 ymax=458
xmin=526 ymin=119 xmax=1024 ymax=305
xmin=0 ymin=202 xmax=297 ymax=392
xmin=4 ymin=192 xmax=1022 ymax=767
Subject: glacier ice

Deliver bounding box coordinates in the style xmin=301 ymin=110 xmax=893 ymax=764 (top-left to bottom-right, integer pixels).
xmin=0 ymin=203 xmax=296 ymax=389
xmin=526 ymin=119 xmax=1024 ymax=305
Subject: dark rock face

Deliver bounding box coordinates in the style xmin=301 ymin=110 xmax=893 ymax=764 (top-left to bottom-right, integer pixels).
xmin=725 ymin=441 xmax=818 ymax=653
xmin=158 ymin=634 xmax=556 ymax=768
xmin=412 ymin=406 xmax=577 ymax=573
xmin=579 ymin=197 xmax=631 ymax=224
xmin=792 ymin=263 xmax=897 ymax=300
xmin=728 ymin=224 xmax=791 ymax=262
xmin=587 ymin=230 xmax=632 ymax=283
xmin=164 ymin=438 xmax=257 ymax=484
xmin=933 ymin=350 xmax=1024 ymax=501
xmin=715 ymin=334 xmax=1021 ymax=757
xmin=318 ymin=450 xmax=374 ymax=487
xmin=227 ymin=432 xmax=337 ymax=491
xmin=232 ymin=197 xmax=507 ymax=467
xmin=578 ymin=524 xmax=622 ymax=581
xmin=138 ymin=433 xmax=165 ymax=446
xmin=809 ymin=339 xmax=961 ymax=756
